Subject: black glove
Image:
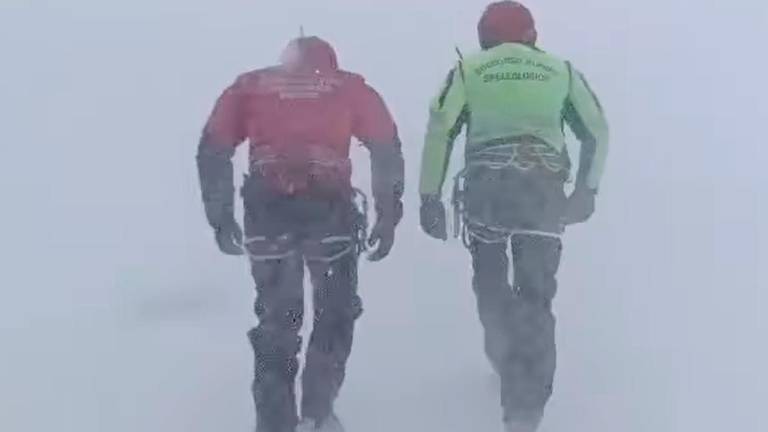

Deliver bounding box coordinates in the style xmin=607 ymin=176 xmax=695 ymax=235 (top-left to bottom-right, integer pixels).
xmin=197 ymin=136 xmax=243 ymax=256
xmin=564 ymin=186 xmax=596 ymax=225
xmin=365 ymin=137 xmax=404 ymax=262
xmin=214 ymin=215 xmax=244 ymax=256
xmin=367 ymin=215 xmax=395 ymax=262
xmin=367 ymin=201 xmax=401 ymax=262
xmin=420 ymin=195 xmax=447 ymax=241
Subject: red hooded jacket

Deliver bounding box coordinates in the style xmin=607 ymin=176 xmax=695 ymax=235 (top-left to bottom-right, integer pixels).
xmin=202 ymin=37 xmax=398 ymax=194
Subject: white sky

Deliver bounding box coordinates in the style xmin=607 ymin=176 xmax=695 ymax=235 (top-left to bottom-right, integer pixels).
xmin=1 ymin=1 xmax=766 ymax=431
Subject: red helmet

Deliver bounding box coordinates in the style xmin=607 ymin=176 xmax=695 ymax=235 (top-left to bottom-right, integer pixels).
xmin=281 ymin=36 xmax=339 ymax=72
xmin=478 ymin=1 xmax=538 ymax=49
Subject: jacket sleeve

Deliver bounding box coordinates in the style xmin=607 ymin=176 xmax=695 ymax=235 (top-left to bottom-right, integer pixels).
xmin=197 ymin=79 xmax=247 ymax=229
xmin=419 ymin=63 xmax=468 ymax=198
xmin=352 ymin=83 xmax=404 ymax=222
xmin=563 ymin=66 xmax=610 ymax=191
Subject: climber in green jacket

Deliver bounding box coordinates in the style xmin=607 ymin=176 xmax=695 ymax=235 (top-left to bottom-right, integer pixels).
xmin=418 ymin=2 xmax=610 ymax=432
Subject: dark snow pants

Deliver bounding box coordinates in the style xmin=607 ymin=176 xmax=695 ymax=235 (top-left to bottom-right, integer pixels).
xmin=242 ymin=177 xmax=363 ymax=432
xmin=463 ymin=165 xmax=567 ymax=424
xmin=470 ymin=235 xmax=561 ymax=424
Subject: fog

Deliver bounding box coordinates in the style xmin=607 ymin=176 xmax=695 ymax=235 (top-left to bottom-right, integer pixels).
xmin=1 ymin=1 xmax=766 ymax=431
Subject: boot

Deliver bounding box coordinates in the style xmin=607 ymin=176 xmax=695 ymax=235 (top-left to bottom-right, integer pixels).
xmin=296 ymin=413 xmax=345 ymax=432
xmin=504 ymin=419 xmax=539 ymax=432
xmin=503 ymin=410 xmax=543 ymax=432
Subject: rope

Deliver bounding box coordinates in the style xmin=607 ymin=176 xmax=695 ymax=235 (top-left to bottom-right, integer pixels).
xmin=466 ymin=143 xmax=569 ymax=173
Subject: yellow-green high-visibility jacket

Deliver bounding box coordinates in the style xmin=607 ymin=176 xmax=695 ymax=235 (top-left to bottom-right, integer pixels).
xmin=419 ymin=43 xmax=609 ymax=197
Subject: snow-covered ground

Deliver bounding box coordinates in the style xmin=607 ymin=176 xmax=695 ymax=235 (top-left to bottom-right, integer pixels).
xmin=1 ymin=1 xmax=765 ymax=431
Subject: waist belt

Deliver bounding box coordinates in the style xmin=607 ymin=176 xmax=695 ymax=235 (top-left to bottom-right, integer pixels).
xmin=243 ymin=188 xmax=370 ymax=263
xmin=465 ymin=140 xmax=570 ymax=173
xmin=451 ymin=140 xmax=569 ymax=245
xmin=249 ymin=145 xmax=353 ymax=195
xmin=249 ymin=145 xmax=352 ymax=172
